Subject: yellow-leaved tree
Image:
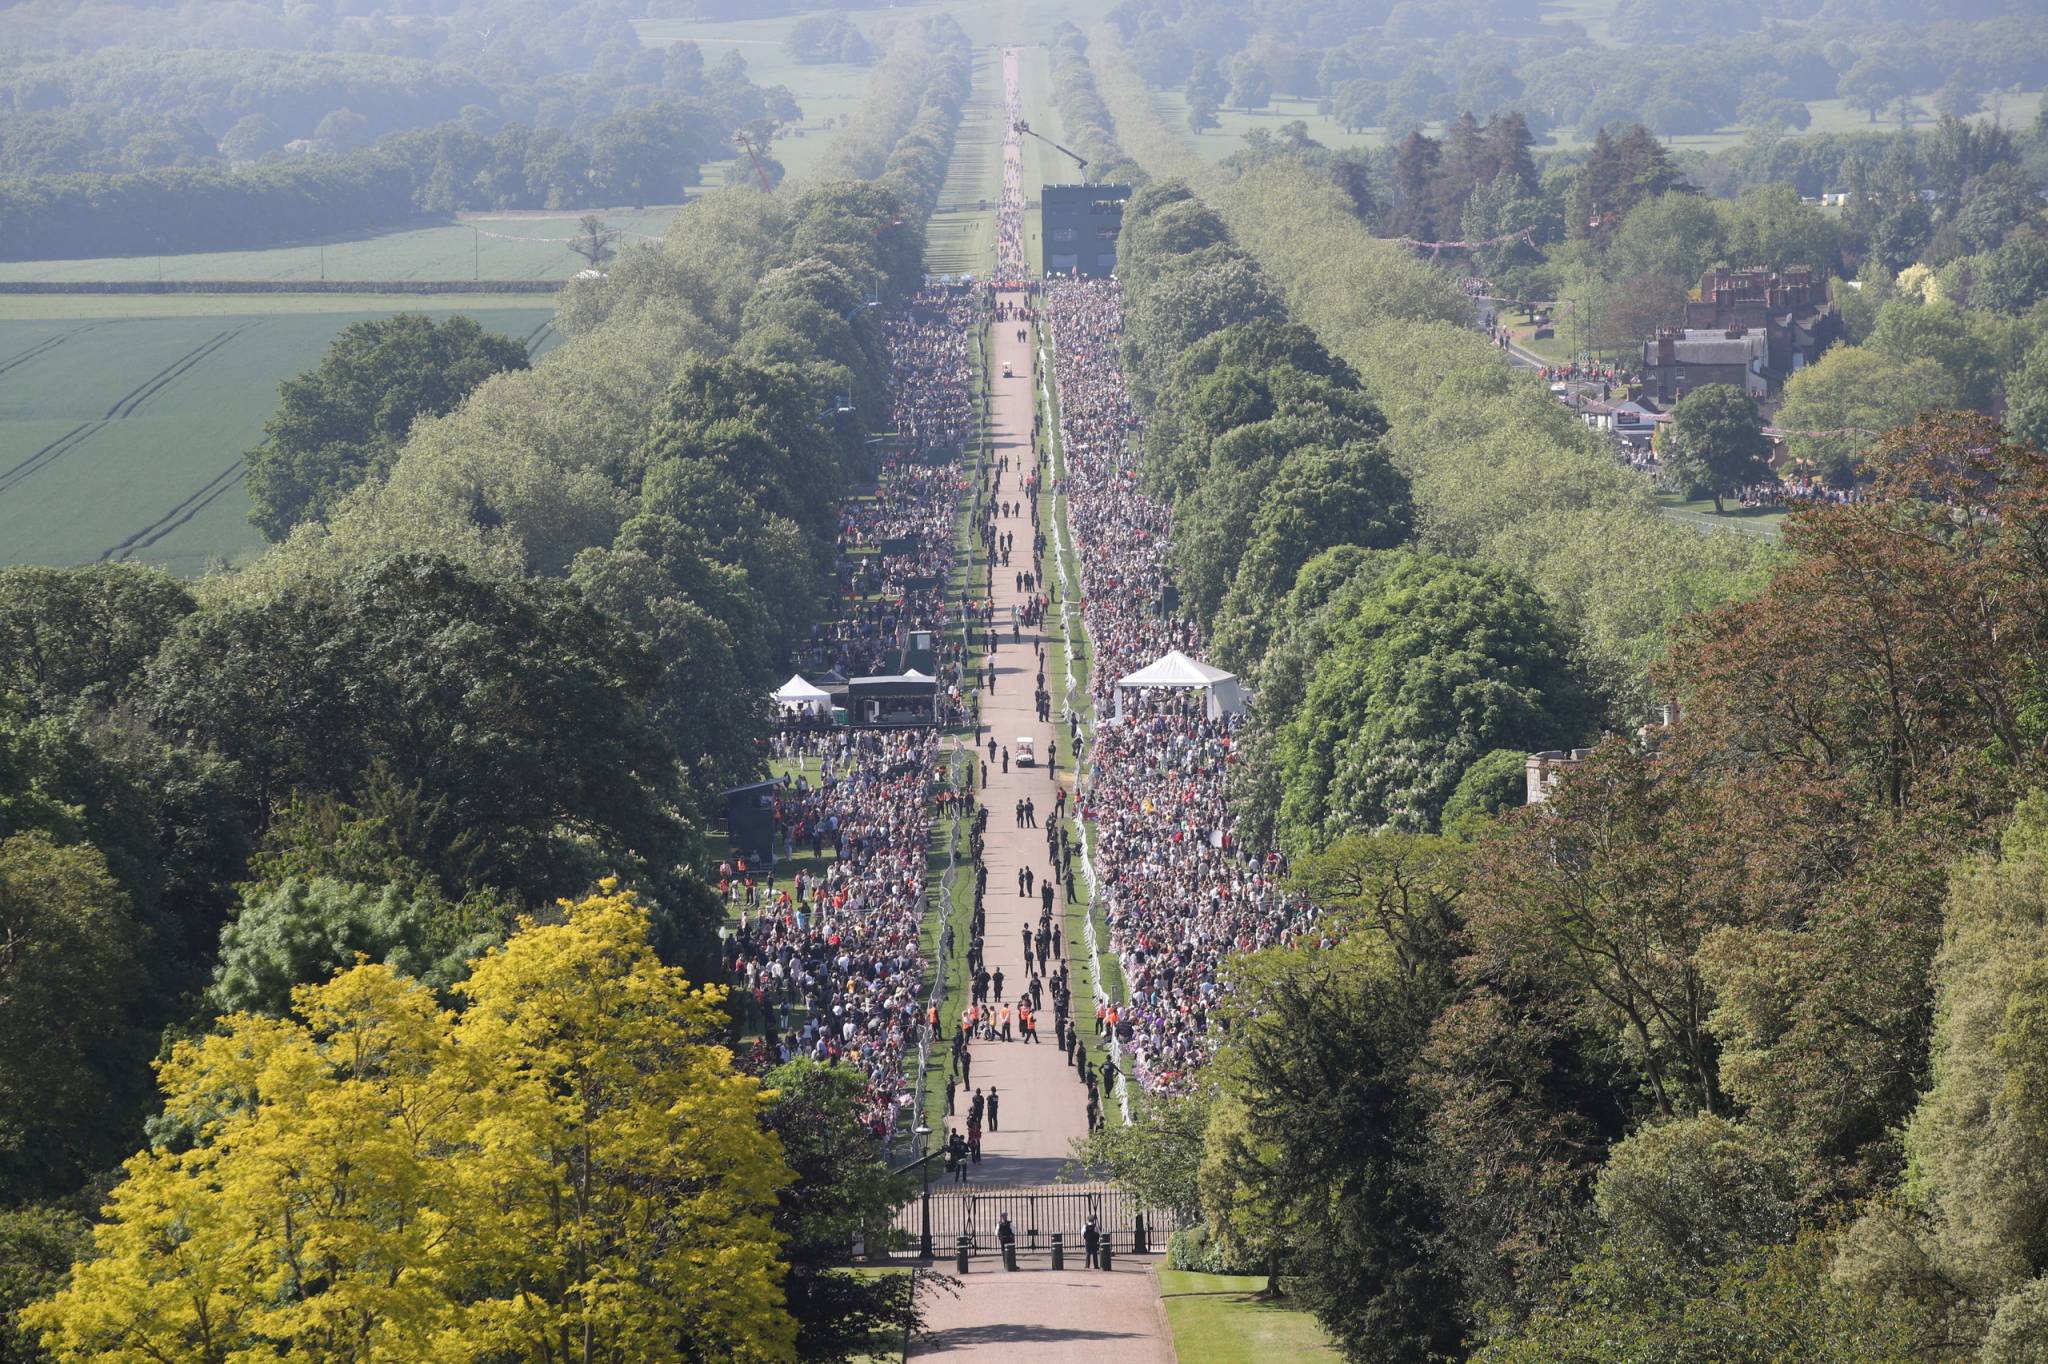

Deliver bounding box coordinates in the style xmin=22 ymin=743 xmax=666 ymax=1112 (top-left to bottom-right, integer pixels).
xmin=26 ymin=885 xmax=797 ymax=1364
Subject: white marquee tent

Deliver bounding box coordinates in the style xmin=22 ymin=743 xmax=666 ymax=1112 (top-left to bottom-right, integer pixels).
xmin=1113 ymin=649 xmax=1246 ymax=720
xmin=772 ymin=674 xmax=834 ymax=719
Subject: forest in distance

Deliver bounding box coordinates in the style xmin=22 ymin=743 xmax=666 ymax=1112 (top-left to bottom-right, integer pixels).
xmin=8 ymin=0 xmax=2048 ymax=1360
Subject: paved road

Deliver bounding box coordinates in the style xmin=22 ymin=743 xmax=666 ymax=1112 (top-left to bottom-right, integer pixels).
xmin=943 ymin=43 xmax=1092 ymax=1192
xmin=914 ymin=49 xmax=1174 ymax=1364
xmin=914 ymin=1261 xmax=1176 ymax=1363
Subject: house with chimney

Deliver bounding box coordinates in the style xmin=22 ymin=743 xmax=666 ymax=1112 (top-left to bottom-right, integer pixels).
xmin=1638 ymin=267 xmax=1842 ymax=402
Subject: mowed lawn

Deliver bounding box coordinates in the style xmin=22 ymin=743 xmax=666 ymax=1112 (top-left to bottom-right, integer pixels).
xmin=1156 ymin=1271 xmax=1340 ymax=1364
xmin=0 ymin=206 xmax=681 ymax=285
xmin=0 ymin=302 xmax=556 ymax=575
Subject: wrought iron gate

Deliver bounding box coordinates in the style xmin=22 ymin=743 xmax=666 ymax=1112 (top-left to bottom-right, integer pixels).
xmin=885 ymin=1181 xmax=1179 ymax=1258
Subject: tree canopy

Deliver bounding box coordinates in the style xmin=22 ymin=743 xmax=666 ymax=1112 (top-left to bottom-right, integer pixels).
xmin=245 ymin=313 xmax=530 ymax=540
xmin=24 ymin=889 xmax=798 ymax=1364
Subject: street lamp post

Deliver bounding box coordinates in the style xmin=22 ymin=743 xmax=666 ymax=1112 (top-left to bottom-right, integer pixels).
xmin=915 ymin=1121 xmax=934 ymax=1260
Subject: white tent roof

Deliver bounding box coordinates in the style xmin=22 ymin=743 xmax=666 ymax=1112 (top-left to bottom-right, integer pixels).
xmin=1116 ymin=649 xmax=1235 ymax=690
xmin=773 ymin=674 xmax=832 ymax=703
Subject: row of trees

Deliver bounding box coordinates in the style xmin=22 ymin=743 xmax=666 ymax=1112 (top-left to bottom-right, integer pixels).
xmin=1 ymin=23 xmax=977 ymax=1361
xmin=0 ymin=90 xmax=791 ymax=260
xmin=1047 ymin=25 xmax=1143 ymax=186
xmin=1088 ymin=27 xmax=2048 ymax=1360
xmin=0 ymin=35 xmax=793 ymax=177
xmin=815 ymin=15 xmax=969 ymax=203
xmin=1116 ymin=176 xmax=1594 ymax=845
xmin=2 ymin=0 xmax=659 ymax=80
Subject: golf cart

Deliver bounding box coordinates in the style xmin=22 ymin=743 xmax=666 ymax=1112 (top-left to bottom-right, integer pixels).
xmin=1015 ymin=736 xmax=1036 ymax=767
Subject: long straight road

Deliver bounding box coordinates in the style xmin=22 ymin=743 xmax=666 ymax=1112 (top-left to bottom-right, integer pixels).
xmin=944 ymin=43 xmax=1091 ymax=1189
xmin=912 ymin=47 xmax=1174 ymax=1364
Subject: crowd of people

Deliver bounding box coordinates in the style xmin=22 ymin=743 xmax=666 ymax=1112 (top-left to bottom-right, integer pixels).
xmin=1042 ymin=277 xmax=1323 ymax=1095
xmin=718 ymin=285 xmax=987 ymax=1134
xmin=719 ymin=726 xmax=946 ymax=1128
xmin=994 ymin=51 xmax=1029 ymax=288
xmin=884 ymin=284 xmax=980 ymax=453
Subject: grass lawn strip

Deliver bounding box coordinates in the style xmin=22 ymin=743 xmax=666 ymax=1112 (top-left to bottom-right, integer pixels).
xmin=1156 ymin=1270 xmax=1340 ymax=1363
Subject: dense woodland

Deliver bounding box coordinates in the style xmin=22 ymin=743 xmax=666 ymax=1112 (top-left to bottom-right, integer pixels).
xmin=1108 ymin=0 xmax=2048 ymax=143
xmin=0 ymin=19 xmax=968 ymax=1360
xmin=0 ymin=45 xmax=798 ymax=258
xmin=1049 ymin=23 xmax=2048 ymax=1361
xmin=0 ymin=0 xmax=828 ymax=258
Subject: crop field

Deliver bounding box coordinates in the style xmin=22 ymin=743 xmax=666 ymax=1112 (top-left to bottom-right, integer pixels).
xmin=0 ymin=206 xmax=682 ymax=286
xmin=0 ymin=301 xmax=557 ymax=575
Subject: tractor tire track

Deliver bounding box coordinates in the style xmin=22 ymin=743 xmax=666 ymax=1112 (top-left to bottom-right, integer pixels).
xmin=0 ymin=324 xmax=256 ymax=499
xmin=102 ymin=455 xmax=249 ymax=562
xmin=93 ymin=328 xmax=235 ymax=419
xmin=105 ymin=324 xmax=253 ymax=419
xmin=0 ymin=421 xmax=106 ymax=497
xmin=0 ymin=327 xmax=89 ymax=381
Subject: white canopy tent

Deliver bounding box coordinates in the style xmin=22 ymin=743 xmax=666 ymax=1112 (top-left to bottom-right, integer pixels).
xmin=1113 ymin=649 xmax=1246 ymax=721
xmin=772 ymin=674 xmax=834 ymax=719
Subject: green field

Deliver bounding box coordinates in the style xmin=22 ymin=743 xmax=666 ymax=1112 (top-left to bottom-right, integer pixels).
xmin=0 ymin=301 xmax=558 ymax=575
xmin=631 ymin=13 xmax=879 ymax=182
xmin=1655 ymin=490 xmax=1786 ymax=541
xmin=1156 ymin=1272 xmax=1340 ymax=1363
xmin=0 ymin=207 xmax=681 ymax=286
xmin=923 ymin=45 xmax=1004 ymax=276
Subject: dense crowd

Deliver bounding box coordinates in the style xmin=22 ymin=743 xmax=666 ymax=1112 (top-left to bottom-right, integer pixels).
xmin=994 ymin=63 xmax=1028 ymax=287
xmin=884 ymin=284 xmax=979 ymax=452
xmin=720 ymin=727 xmax=946 ymax=1127
xmin=1043 ymin=277 xmax=1322 ymax=1094
xmin=723 ymin=289 xmax=981 ymax=1133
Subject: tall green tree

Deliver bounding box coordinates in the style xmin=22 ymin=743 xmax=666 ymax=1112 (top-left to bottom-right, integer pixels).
xmin=0 ymin=565 xmax=193 ymax=717
xmin=758 ymin=1061 xmax=915 ymax=1362
xmin=1665 ymin=384 xmax=1771 ymax=513
xmin=139 ymin=554 xmax=712 ymax=941
xmin=1210 ymin=442 xmax=1413 ymax=669
xmin=244 ymin=313 xmax=529 ymax=539
xmin=1774 ymin=345 xmax=1960 ymax=486
xmin=0 ymin=834 xmax=146 ymax=1201
xmin=1210 ymin=938 xmax=1464 ymax=1361
xmin=1274 ymin=551 xmax=1593 ymax=842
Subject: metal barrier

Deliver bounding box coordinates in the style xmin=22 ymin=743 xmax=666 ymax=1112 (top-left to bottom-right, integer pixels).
xmin=885 ymin=1181 xmax=1177 ymax=1259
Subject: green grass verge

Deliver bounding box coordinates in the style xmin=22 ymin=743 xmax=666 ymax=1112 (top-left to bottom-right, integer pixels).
xmin=1033 ymin=323 xmax=1126 ymax=1012
xmin=1654 ymin=490 xmax=1786 ymax=541
xmin=915 ymin=317 xmax=994 ymax=1137
xmin=923 ymin=47 xmax=1003 ymax=277
xmin=1156 ymin=1271 xmax=1340 ymax=1363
